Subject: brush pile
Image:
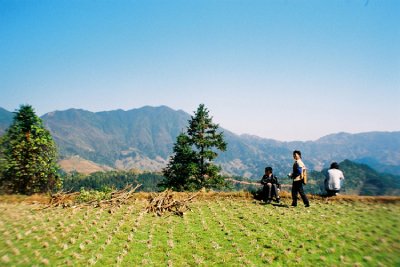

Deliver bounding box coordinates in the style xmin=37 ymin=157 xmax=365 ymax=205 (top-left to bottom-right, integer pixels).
xmin=46 ymin=186 xmax=200 ymax=216
xmin=145 ymin=189 xmax=199 ymax=216
xmin=91 ymin=184 xmax=141 ymax=208
xmin=47 ymin=191 xmax=79 ymax=208
xmin=47 ymin=184 xmax=141 ymax=209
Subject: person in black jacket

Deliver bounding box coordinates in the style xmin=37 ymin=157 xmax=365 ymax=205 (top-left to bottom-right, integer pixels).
xmin=260 ymin=167 xmax=280 ymax=204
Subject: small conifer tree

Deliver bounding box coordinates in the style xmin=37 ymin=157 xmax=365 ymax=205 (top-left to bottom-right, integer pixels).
xmin=160 ymin=133 xmax=199 ymax=191
xmin=0 ymin=105 xmax=61 ymax=194
xmin=162 ymin=104 xmax=227 ymax=191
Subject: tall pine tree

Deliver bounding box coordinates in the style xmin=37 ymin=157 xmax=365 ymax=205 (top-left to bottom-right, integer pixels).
xmin=162 ymin=104 xmax=227 ymax=191
xmin=0 ymin=105 xmax=61 ymax=194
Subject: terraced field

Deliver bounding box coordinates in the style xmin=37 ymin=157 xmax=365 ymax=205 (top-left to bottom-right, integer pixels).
xmin=1 ymin=195 xmax=399 ymax=266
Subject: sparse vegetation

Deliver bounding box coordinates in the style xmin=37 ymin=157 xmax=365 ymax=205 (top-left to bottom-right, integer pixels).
xmin=0 ymin=194 xmax=399 ymax=266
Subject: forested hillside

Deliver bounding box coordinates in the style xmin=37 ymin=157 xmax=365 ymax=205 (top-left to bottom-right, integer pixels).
xmin=237 ymin=160 xmax=400 ymax=196
xmin=336 ymin=160 xmax=400 ymax=196
xmin=1 ymin=106 xmax=400 ymax=178
xmin=297 ymin=160 xmax=400 ymax=196
xmin=58 ymin=160 xmax=400 ymax=196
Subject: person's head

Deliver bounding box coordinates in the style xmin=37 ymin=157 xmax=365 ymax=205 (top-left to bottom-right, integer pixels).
xmin=330 ymin=162 xmax=339 ymax=169
xmin=265 ymin=167 xmax=273 ymax=175
xmin=293 ymin=150 xmax=302 ymax=160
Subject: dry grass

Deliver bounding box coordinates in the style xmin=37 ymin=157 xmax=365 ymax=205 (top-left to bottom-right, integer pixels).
xmin=0 ymin=194 xmax=50 ymax=204
xmin=58 ymin=156 xmax=113 ymax=174
xmin=1 ymin=191 xmax=399 ymax=205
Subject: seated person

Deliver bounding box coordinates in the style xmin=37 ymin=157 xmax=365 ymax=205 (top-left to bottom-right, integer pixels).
xmin=324 ymin=162 xmax=345 ymax=196
xmin=260 ymin=167 xmax=280 ymax=203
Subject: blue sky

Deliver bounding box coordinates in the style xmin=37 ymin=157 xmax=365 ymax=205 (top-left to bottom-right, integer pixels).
xmin=1 ymin=0 xmax=399 ymax=141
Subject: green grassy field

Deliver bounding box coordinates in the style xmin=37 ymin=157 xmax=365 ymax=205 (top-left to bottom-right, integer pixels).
xmin=1 ymin=195 xmax=399 ymax=266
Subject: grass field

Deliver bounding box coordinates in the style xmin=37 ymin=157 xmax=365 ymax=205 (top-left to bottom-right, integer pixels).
xmin=1 ymin=193 xmax=399 ymax=266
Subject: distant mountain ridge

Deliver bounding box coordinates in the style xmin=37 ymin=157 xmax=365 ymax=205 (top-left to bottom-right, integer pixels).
xmin=336 ymin=159 xmax=400 ymax=196
xmin=41 ymin=106 xmax=189 ymax=171
xmin=300 ymin=159 xmax=400 ymax=196
xmin=1 ymin=106 xmax=400 ymax=178
xmin=0 ymin=107 xmax=14 ymax=136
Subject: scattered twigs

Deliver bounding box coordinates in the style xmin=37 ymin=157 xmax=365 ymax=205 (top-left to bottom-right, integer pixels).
xmin=47 ymin=191 xmax=79 ymax=208
xmin=46 ymin=186 xmax=199 ymax=217
xmin=145 ymin=189 xmax=199 ymax=217
xmin=45 ymin=184 xmax=141 ymax=209
xmin=90 ymin=184 xmax=142 ymax=207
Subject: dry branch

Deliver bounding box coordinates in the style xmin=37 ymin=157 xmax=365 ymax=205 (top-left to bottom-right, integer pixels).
xmin=46 ymin=184 xmax=141 ymax=209
xmin=47 ymin=191 xmax=79 ymax=208
xmin=145 ymin=189 xmax=199 ymax=216
xmin=90 ymin=184 xmax=142 ymax=207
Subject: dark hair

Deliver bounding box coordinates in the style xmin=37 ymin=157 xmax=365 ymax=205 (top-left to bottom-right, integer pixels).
xmin=330 ymin=162 xmax=339 ymax=169
xmin=265 ymin=167 xmax=273 ymax=173
xmin=293 ymin=150 xmax=302 ymax=158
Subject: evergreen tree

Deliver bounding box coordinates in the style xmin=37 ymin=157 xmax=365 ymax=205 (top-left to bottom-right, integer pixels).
xmin=162 ymin=104 xmax=227 ymax=191
xmin=0 ymin=105 xmax=61 ymax=194
xmin=161 ymin=133 xmax=199 ymax=191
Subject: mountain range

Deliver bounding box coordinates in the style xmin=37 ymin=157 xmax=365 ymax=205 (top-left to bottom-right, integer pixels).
xmin=1 ymin=106 xmax=400 ymax=179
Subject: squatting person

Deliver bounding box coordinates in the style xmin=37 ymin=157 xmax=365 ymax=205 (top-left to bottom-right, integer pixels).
xmin=260 ymin=167 xmax=280 ymax=204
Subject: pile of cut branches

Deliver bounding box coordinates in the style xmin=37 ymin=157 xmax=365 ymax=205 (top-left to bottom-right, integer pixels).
xmin=47 ymin=191 xmax=79 ymax=208
xmin=86 ymin=184 xmax=142 ymax=208
xmin=145 ymin=189 xmax=199 ymax=216
xmin=46 ymin=184 xmax=141 ymax=209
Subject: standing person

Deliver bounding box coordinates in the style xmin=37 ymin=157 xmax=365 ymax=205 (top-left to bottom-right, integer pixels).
xmin=325 ymin=162 xmax=345 ymax=196
xmin=260 ymin=167 xmax=280 ymax=204
xmin=289 ymin=150 xmax=310 ymax=207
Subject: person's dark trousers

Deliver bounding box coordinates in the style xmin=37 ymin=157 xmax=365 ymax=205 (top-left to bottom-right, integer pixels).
xmin=291 ymin=180 xmax=309 ymax=206
xmin=263 ymin=183 xmax=278 ymax=202
xmin=262 ymin=185 xmax=270 ymax=201
xmin=326 ymin=189 xmax=340 ymax=196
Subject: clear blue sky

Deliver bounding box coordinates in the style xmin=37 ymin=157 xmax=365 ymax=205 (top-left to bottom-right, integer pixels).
xmin=1 ymin=0 xmax=399 ymax=141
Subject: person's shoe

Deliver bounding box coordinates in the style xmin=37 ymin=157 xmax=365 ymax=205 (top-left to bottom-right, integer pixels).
xmin=291 ymin=204 xmax=297 ymax=207
xmin=305 ymin=204 xmax=310 ymax=208
xmin=266 ymin=199 xmax=272 ymax=204
xmin=275 ymin=198 xmax=280 ymax=204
